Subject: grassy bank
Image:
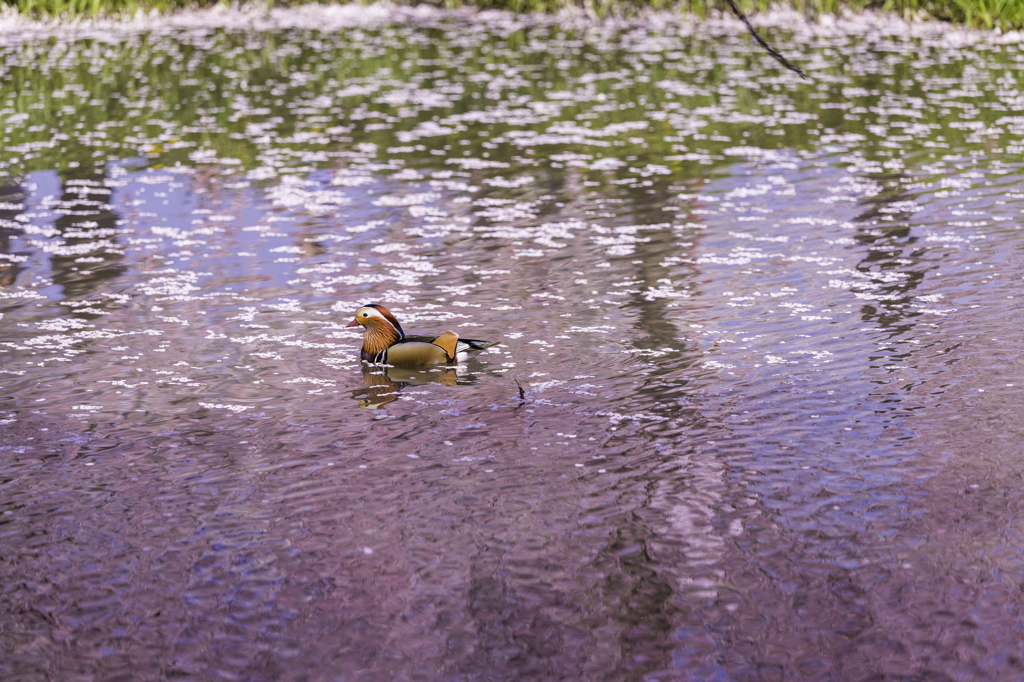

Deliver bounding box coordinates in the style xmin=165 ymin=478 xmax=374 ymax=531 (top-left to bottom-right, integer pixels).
xmin=4 ymin=0 xmax=1024 ymax=30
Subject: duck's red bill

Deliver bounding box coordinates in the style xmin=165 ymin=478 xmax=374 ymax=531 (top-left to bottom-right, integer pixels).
xmin=346 ymin=319 xmax=360 ymax=327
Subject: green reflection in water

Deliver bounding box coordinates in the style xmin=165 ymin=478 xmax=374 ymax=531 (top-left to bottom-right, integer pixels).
xmin=1 ymin=22 xmax=1021 ymax=197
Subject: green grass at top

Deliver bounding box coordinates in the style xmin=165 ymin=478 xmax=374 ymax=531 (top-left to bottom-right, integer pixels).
xmin=4 ymin=0 xmax=1024 ymax=30
xmin=9 ymin=0 xmax=209 ymax=17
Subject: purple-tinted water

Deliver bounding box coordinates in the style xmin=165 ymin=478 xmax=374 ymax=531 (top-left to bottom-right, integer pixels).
xmin=2 ymin=9 xmax=1024 ymax=680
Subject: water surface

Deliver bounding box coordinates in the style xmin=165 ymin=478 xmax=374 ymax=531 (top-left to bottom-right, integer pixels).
xmin=3 ymin=9 xmax=1024 ymax=680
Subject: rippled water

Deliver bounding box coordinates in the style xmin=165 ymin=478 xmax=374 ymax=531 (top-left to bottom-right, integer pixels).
xmin=3 ymin=8 xmax=1024 ymax=679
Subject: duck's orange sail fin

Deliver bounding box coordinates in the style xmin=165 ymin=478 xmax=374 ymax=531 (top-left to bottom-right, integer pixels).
xmin=431 ymin=331 xmax=459 ymax=362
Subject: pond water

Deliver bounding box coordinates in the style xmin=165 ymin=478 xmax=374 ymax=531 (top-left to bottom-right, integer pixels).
xmin=3 ymin=7 xmax=1024 ymax=679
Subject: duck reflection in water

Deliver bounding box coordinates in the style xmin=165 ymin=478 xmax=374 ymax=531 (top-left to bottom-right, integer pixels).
xmin=353 ymin=364 xmax=463 ymax=408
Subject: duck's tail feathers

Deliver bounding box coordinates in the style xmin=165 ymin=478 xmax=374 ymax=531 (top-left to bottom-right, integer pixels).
xmin=456 ymin=339 xmax=500 ymax=353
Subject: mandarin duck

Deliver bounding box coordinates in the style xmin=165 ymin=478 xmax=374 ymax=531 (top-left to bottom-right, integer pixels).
xmin=346 ymin=303 xmax=498 ymax=367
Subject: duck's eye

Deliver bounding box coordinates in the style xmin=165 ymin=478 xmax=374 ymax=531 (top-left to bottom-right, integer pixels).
xmin=361 ymin=312 xmax=369 ymax=317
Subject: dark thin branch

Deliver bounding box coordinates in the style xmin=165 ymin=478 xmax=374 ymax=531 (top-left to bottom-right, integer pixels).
xmin=722 ymin=0 xmax=808 ymax=80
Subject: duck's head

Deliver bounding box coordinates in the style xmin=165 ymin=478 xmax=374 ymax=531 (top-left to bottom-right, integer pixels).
xmin=346 ymin=303 xmax=405 ymax=338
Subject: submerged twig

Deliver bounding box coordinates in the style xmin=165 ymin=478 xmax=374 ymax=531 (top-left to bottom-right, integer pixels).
xmin=513 ymin=376 xmax=528 ymax=412
xmin=514 ymin=376 xmax=526 ymax=402
xmin=723 ymin=0 xmax=808 ymax=80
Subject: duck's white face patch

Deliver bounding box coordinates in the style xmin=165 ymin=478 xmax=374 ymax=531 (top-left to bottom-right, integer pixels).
xmin=356 ymin=306 xmax=388 ymax=325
